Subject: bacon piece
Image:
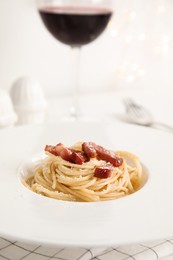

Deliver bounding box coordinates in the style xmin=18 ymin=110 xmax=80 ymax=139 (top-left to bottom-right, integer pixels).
xmin=94 ymin=165 xmax=112 ymax=179
xmin=82 ymin=142 xmax=97 ymax=158
xmin=45 ymin=143 xmax=65 ymax=156
xmin=71 ymin=151 xmax=88 ymax=165
xmin=45 ymin=143 xmax=87 ymax=164
xmin=60 ymin=149 xmax=87 ymax=164
xmin=45 ymin=145 xmax=59 ymax=156
xmin=60 ymin=147 xmax=73 ymax=162
xmin=55 ymin=143 xmax=64 ymax=155
xmin=92 ymin=143 xmax=123 ymax=167
xmin=45 ymin=143 xmax=72 ymax=162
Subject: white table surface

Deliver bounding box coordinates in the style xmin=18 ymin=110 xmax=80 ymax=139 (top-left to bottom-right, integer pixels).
xmin=1 ymin=88 xmax=173 ymax=260
xmin=46 ymin=88 xmax=173 ymax=127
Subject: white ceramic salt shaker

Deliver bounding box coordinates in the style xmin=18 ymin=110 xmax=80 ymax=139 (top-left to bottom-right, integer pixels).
xmin=0 ymin=88 xmax=18 ymax=128
xmin=10 ymin=76 xmax=47 ymax=125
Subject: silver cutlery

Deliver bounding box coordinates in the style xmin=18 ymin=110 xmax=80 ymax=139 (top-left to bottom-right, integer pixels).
xmin=123 ymin=98 xmax=173 ymax=133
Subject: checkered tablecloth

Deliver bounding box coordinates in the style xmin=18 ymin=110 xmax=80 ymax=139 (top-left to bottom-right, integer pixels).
xmin=1 ymin=237 xmax=173 ymax=260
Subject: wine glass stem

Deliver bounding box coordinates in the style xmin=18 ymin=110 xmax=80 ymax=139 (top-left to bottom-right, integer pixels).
xmin=70 ymin=46 xmax=81 ymax=120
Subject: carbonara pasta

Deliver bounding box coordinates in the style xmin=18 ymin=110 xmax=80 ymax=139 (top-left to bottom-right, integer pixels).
xmin=23 ymin=142 xmax=143 ymax=202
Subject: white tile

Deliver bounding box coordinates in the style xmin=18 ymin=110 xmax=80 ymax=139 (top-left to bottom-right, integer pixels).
xmin=134 ymin=249 xmax=157 ymax=260
xmin=90 ymin=247 xmax=111 ymax=258
xmin=153 ymin=241 xmax=173 ymax=258
xmin=0 ymin=238 xmax=11 ymax=249
xmin=54 ymin=248 xmax=87 ymax=260
xmin=34 ymin=246 xmax=62 ymax=257
xmin=116 ymin=244 xmax=147 ymax=255
xmin=98 ymin=249 xmax=127 ymax=260
xmin=21 ymin=253 xmax=49 ymax=260
xmin=15 ymin=241 xmax=39 ymax=252
xmin=77 ymin=251 xmax=93 ymax=260
xmin=0 ymin=244 xmax=28 ymax=260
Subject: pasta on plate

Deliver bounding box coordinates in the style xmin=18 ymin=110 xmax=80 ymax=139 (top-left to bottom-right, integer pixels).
xmin=23 ymin=142 xmax=143 ymax=202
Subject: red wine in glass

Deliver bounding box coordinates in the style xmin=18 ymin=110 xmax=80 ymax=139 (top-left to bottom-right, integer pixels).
xmin=36 ymin=0 xmax=113 ymax=120
xmin=39 ymin=6 xmax=113 ymax=46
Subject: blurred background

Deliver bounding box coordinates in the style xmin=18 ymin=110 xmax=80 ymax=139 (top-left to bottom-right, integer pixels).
xmin=0 ymin=0 xmax=173 ymax=98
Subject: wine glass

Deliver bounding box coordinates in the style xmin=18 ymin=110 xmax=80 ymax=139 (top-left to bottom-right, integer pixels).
xmin=36 ymin=0 xmax=114 ymax=120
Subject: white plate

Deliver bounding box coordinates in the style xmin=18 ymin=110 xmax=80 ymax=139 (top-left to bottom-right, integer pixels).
xmin=0 ymin=121 xmax=173 ymax=247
